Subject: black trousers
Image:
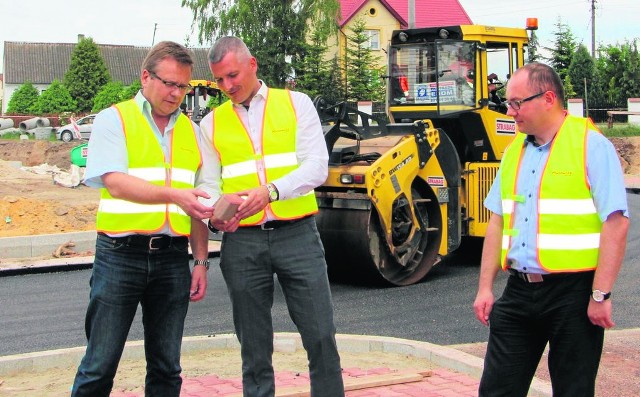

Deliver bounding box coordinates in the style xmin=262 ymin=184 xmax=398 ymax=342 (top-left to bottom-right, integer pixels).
xmin=479 ymin=271 xmax=604 ymax=397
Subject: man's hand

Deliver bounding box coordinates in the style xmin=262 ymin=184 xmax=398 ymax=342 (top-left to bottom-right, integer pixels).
xmin=588 ymin=300 xmax=615 ymax=329
xmin=189 ymin=265 xmax=208 ymax=302
xmin=473 ymin=290 xmax=495 ymax=326
xmin=234 ymin=186 xmax=270 ymax=220
xmin=209 ymin=213 xmax=241 ymax=233
xmin=171 ymin=188 xmax=214 ymax=219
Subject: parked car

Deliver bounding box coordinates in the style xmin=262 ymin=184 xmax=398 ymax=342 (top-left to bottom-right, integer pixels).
xmin=56 ymin=115 xmax=96 ymax=142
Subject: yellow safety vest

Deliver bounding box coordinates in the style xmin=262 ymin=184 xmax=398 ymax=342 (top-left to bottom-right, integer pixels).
xmin=212 ymin=88 xmax=318 ymax=225
xmin=499 ymin=115 xmax=602 ymax=272
xmin=96 ymin=100 xmax=201 ymax=235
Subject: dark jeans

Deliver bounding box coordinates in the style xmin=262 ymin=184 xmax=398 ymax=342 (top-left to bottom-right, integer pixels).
xmin=479 ymin=271 xmax=603 ymax=397
xmin=220 ymin=216 xmax=344 ymax=397
xmin=71 ymin=234 xmax=191 ymax=397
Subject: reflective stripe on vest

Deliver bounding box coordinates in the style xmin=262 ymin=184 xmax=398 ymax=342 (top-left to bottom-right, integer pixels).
xmin=212 ymin=89 xmax=318 ymax=225
xmin=499 ymin=115 xmax=602 ymax=272
xmin=96 ymin=100 xmax=201 ymax=235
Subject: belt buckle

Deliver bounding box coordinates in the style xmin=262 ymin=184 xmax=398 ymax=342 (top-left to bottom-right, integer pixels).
xmin=148 ymin=236 xmax=163 ymax=251
xmin=260 ymin=223 xmax=275 ymax=231
xmin=526 ymin=273 xmax=544 ymax=283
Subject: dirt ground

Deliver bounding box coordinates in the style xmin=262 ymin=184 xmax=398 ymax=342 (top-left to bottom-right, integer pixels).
xmin=0 ymin=141 xmax=98 ymax=239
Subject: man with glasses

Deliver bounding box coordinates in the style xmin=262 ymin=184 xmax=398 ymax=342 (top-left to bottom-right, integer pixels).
xmin=72 ymin=41 xmax=213 ymax=396
xmin=473 ymin=62 xmax=629 ymax=396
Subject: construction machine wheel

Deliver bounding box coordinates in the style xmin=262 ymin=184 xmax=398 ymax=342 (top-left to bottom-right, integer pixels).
xmin=318 ymin=186 xmax=442 ymax=286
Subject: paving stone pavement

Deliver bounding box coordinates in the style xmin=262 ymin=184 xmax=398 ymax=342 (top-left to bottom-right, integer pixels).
xmin=111 ymin=367 xmax=480 ymax=397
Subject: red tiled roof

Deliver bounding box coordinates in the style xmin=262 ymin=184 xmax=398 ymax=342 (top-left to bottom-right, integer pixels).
xmin=340 ymin=0 xmax=472 ymax=28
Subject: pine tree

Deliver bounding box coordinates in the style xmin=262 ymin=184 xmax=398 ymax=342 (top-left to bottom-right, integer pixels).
xmin=568 ymin=45 xmax=594 ymax=99
xmin=344 ymin=18 xmax=384 ymax=102
xmin=545 ymin=19 xmax=577 ymax=83
xmin=64 ymin=37 xmax=110 ymax=113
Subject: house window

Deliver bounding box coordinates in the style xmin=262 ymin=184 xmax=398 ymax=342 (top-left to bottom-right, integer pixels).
xmin=364 ymin=30 xmax=380 ymax=50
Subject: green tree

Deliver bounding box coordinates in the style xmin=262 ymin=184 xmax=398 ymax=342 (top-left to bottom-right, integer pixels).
xmin=31 ymin=80 xmax=77 ymax=114
xmin=595 ymin=44 xmax=628 ymax=105
xmin=6 ymin=81 xmax=39 ymax=114
xmin=92 ymin=81 xmax=125 ymax=112
xmin=618 ymin=40 xmax=640 ymax=101
xmin=563 ymin=75 xmax=576 ymax=99
xmin=344 ymin=18 xmax=384 ymax=102
xmin=567 ymin=44 xmax=594 ymax=99
xmin=294 ymin=29 xmax=335 ymax=100
xmin=588 ymin=55 xmax=609 ymax=106
xmin=64 ymin=37 xmax=110 ymax=113
xmin=527 ymin=30 xmax=540 ymax=63
xmin=545 ymin=19 xmax=577 ymax=84
xmin=182 ymin=0 xmax=340 ymax=87
xmin=122 ymin=80 xmax=142 ymax=100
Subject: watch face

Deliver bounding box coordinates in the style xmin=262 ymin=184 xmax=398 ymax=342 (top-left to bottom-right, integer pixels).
xmin=592 ymin=290 xmax=604 ymax=302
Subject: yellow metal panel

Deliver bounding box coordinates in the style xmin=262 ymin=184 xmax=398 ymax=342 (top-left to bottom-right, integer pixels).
xmin=465 ymin=162 xmax=499 ymax=237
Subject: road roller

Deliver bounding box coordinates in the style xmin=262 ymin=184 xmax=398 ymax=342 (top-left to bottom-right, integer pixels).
xmin=315 ymin=21 xmax=536 ymax=285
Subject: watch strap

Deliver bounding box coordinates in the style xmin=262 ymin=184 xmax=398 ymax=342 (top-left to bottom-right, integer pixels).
xmin=207 ymin=220 xmax=219 ymax=234
xmin=194 ymin=259 xmax=210 ymax=270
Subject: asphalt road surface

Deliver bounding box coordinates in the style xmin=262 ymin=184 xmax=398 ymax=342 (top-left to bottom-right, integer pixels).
xmin=1 ymin=193 xmax=638 ymax=357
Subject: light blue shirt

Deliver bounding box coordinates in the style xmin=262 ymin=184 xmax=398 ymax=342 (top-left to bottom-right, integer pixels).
xmin=84 ymin=91 xmax=203 ymax=236
xmin=484 ymin=130 xmax=629 ymax=274
xmin=84 ymin=91 xmax=200 ymax=187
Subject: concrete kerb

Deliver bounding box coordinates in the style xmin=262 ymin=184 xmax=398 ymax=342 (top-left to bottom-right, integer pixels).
xmin=0 ymin=332 xmax=553 ymax=397
xmin=0 ymin=233 xmax=221 ymax=275
xmin=0 ymin=231 xmax=96 ymax=260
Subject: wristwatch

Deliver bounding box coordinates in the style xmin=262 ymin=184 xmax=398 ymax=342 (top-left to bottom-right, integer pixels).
xmin=591 ymin=289 xmax=611 ymax=303
xmin=194 ymin=259 xmax=210 ymax=270
xmin=266 ymin=183 xmax=279 ymax=202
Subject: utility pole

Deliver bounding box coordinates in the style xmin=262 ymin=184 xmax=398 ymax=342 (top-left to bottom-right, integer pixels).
xmin=152 ymin=23 xmax=158 ymax=46
xmin=408 ymin=0 xmax=415 ymax=29
xmin=591 ymin=0 xmax=596 ymax=57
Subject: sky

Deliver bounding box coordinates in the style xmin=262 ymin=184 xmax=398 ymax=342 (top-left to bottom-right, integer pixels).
xmin=1 ymin=0 xmax=639 ymax=73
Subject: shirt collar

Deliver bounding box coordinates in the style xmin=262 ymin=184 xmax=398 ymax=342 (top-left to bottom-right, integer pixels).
xmin=135 ymin=90 xmax=181 ymax=120
xmin=232 ymin=80 xmax=268 ymax=109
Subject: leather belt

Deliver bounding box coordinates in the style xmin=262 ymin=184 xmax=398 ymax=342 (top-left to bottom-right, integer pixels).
xmin=508 ymin=268 xmax=576 ymax=283
xmin=244 ymin=216 xmax=311 ymax=231
xmin=98 ymin=232 xmax=188 ymax=251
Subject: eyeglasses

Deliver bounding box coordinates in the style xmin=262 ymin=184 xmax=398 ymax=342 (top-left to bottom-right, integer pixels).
xmin=148 ymin=71 xmax=192 ymax=92
xmin=505 ymin=92 xmax=546 ymax=110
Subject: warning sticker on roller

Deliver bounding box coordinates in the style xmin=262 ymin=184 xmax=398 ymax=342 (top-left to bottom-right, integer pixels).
xmin=496 ymin=119 xmax=516 ymax=135
xmin=427 ymin=176 xmax=445 ymax=186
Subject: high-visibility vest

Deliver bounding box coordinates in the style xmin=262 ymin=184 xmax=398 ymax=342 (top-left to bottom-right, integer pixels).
xmin=499 ymin=115 xmax=602 ymax=272
xmin=211 ymin=89 xmax=318 ymax=225
xmin=96 ymin=100 xmax=201 ymax=235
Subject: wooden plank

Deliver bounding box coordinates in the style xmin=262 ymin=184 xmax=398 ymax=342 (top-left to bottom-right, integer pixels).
xmin=225 ymin=370 xmax=433 ymax=397
xmin=607 ymin=111 xmax=640 ymax=116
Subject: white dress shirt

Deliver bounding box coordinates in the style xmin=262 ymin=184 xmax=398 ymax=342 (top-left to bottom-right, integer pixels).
xmin=197 ymin=81 xmax=328 ymax=221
